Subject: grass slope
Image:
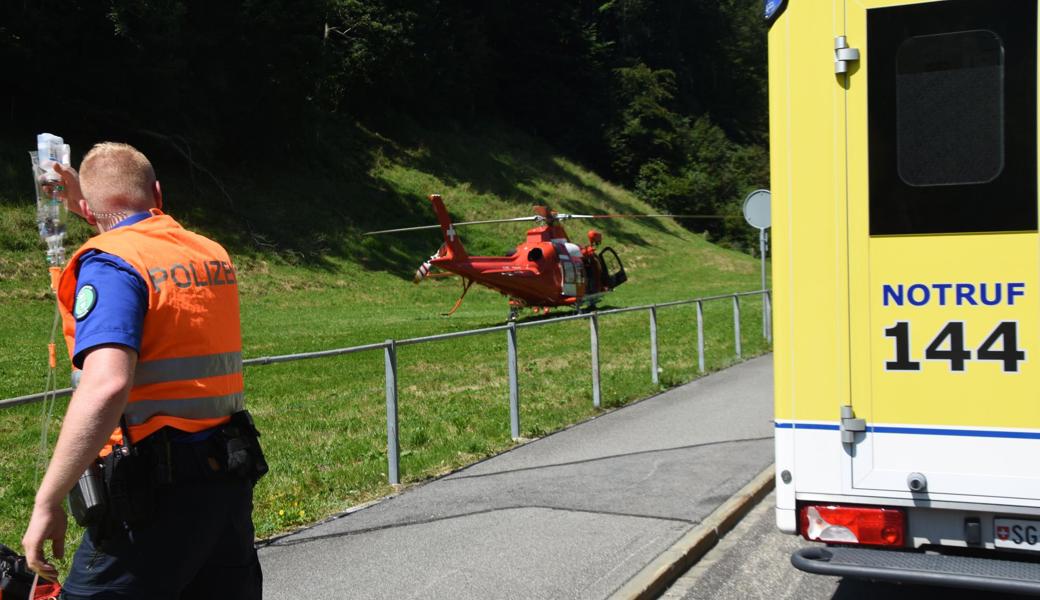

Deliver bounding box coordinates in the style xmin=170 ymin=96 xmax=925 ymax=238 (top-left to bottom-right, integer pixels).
xmin=0 ymin=123 xmax=768 ymax=567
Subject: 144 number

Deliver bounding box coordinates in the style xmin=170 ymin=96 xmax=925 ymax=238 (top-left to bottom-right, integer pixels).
xmin=884 ymin=321 xmax=1025 ymax=372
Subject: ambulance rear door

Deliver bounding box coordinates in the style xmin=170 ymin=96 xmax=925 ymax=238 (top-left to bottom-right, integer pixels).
xmin=845 ymin=0 xmax=1040 ymax=500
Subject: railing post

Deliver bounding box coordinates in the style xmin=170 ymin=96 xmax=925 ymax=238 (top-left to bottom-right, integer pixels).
xmin=696 ymin=301 xmax=705 ymax=373
xmin=590 ymin=313 xmax=601 ymax=408
xmin=649 ymin=306 xmax=659 ymax=386
xmin=507 ymin=321 xmax=520 ymax=440
xmin=733 ymin=295 xmax=742 ymax=358
xmin=384 ymin=340 xmax=400 ymax=485
xmin=764 ymin=291 xmax=772 ymax=343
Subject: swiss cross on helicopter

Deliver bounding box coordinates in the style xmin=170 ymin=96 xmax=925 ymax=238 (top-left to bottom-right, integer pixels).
xmin=367 ymin=194 xmax=710 ymax=319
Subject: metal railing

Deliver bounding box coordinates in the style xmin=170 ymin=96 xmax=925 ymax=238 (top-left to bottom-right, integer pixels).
xmin=1 ymin=290 xmax=772 ymax=484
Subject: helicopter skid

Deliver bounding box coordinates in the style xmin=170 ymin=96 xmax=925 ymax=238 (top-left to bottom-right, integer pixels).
xmin=580 ymin=292 xmax=607 ymax=308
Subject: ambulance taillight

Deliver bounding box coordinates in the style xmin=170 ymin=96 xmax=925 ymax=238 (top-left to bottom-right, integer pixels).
xmin=799 ymin=505 xmax=905 ymax=547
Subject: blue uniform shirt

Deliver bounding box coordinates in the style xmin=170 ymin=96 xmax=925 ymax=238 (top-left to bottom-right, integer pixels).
xmin=71 ymin=212 xmax=151 ymax=368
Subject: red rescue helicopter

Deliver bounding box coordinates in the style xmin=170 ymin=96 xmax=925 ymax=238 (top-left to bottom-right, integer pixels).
xmin=367 ymin=194 xmax=704 ymax=319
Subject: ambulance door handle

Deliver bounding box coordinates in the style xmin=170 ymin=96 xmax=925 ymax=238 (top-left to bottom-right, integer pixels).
xmin=835 ymin=36 xmax=860 ymax=74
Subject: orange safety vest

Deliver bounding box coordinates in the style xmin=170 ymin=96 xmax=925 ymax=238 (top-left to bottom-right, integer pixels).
xmin=57 ymin=209 xmax=243 ymax=453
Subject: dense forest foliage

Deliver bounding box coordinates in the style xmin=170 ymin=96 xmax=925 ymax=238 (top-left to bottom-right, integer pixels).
xmin=1 ymin=0 xmax=768 ymax=250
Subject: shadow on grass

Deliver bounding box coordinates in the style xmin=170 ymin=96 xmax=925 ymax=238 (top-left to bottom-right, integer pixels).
xmin=393 ymin=129 xmax=670 ymax=244
xmin=0 ymin=119 xmax=678 ymax=281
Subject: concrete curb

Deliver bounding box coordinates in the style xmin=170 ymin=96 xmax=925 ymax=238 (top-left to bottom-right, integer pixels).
xmin=609 ymin=464 xmax=776 ymax=600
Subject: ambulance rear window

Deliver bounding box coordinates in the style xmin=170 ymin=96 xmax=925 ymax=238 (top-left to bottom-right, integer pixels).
xmin=896 ymin=30 xmax=1004 ymax=187
xmin=867 ymin=0 xmax=1037 ymax=235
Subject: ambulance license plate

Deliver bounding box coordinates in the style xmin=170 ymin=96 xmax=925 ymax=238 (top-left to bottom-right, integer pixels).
xmin=994 ymin=518 xmax=1040 ymax=551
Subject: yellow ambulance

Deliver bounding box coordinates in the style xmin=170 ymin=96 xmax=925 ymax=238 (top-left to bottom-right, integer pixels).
xmin=769 ymin=0 xmax=1040 ymax=592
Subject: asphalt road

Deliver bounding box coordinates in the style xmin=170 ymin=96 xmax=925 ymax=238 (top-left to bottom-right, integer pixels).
xmin=662 ymin=491 xmax=1027 ymax=600
xmin=258 ymin=355 xmax=775 ymax=599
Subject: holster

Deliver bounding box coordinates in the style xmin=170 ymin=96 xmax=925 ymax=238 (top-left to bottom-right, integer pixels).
xmin=219 ymin=410 xmax=269 ymax=485
xmin=101 ymin=444 xmax=156 ymax=527
xmin=67 ymin=460 xmax=107 ymax=527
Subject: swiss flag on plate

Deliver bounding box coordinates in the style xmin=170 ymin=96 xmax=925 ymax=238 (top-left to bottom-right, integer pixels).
xmin=997 ymin=525 xmax=1011 ymax=541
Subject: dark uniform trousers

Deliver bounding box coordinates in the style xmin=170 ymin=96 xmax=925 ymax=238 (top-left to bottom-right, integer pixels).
xmin=61 ymin=475 xmax=261 ymax=599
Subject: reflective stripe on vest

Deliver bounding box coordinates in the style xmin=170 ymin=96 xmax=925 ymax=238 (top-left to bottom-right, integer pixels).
xmin=134 ymin=351 xmax=243 ymax=386
xmin=123 ymin=392 xmax=245 ymax=426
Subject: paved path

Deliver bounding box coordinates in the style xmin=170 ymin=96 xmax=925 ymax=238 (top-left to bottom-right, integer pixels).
xmin=259 ymin=355 xmax=774 ymax=600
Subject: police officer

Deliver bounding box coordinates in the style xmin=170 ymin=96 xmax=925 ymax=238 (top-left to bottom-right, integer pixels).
xmin=21 ymin=142 xmax=263 ymax=599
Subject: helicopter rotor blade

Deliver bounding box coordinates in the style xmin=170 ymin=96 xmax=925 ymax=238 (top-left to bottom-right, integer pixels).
xmin=364 ymin=223 xmax=443 ymax=235
xmin=364 ymin=216 xmax=542 ymax=235
xmin=453 ymin=216 xmax=544 ymax=226
xmin=555 ymin=213 xmax=730 ymax=220
xmin=364 ymin=212 xmax=735 ymax=235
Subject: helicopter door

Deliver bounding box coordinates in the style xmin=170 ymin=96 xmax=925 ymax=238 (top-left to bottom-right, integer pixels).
xmin=599 ymin=247 xmax=627 ymax=289
xmin=554 ymin=241 xmax=586 ymax=297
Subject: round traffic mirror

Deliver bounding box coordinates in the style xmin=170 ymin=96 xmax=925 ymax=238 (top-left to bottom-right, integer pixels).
xmin=742 ymin=189 xmax=771 ymax=230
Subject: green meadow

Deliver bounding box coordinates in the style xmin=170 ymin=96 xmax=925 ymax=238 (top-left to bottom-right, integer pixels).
xmin=0 ymin=125 xmax=769 ymax=566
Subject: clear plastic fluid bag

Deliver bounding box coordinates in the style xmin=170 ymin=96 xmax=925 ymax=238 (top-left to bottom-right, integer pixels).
xmin=30 ymin=133 xmax=70 ymax=266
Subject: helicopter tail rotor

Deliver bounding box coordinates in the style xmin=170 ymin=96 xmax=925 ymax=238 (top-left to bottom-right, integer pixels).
xmin=414 ymin=253 xmax=438 ymax=283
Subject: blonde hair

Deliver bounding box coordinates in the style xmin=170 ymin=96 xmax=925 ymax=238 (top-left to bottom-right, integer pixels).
xmin=79 ymin=142 xmax=157 ymax=213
